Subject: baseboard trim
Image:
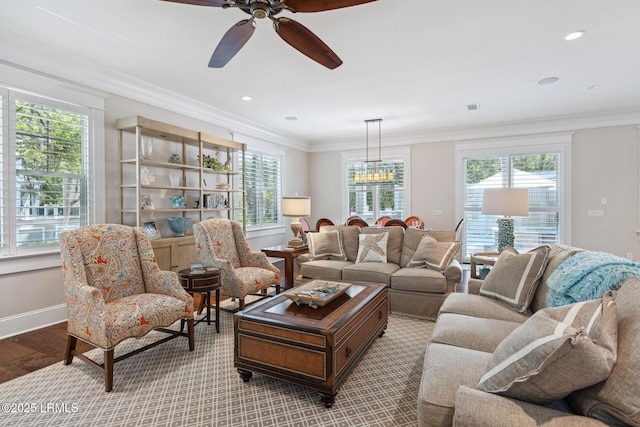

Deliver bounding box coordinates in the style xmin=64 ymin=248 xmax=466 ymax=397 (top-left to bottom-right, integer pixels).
xmin=0 ymin=304 xmax=67 ymax=340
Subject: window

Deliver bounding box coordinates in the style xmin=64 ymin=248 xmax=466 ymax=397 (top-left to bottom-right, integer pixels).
xmin=1 ymin=89 xmax=98 ymax=258
xmin=239 ymin=150 xmax=282 ymax=229
xmin=458 ymin=138 xmax=570 ymax=260
xmin=343 ymin=148 xmax=410 ymax=224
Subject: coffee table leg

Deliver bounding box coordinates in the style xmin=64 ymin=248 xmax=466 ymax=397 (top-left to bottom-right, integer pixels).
xmin=238 ymin=369 xmax=253 ymax=382
xmin=320 ymin=392 xmax=337 ymax=408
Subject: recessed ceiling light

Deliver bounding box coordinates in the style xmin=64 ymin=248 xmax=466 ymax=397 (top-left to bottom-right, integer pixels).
xmin=466 ymin=103 xmax=480 ymax=111
xmin=564 ymin=30 xmax=585 ymax=41
xmin=587 ymin=84 xmax=601 ymax=90
xmin=537 ymin=77 xmax=559 ymax=85
xmin=285 ymin=116 xmax=298 ymax=121
xmin=241 ymin=96 xmax=252 ymax=101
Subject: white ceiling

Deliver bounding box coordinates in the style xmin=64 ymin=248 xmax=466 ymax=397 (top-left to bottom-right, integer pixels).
xmin=2 ymin=0 xmax=640 ymax=148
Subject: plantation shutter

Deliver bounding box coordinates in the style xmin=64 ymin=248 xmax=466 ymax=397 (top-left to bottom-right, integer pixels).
xmin=462 ymin=153 xmax=562 ymax=259
xmin=239 ymin=151 xmax=282 ymax=228
xmin=1 ymin=92 xmax=90 ymax=255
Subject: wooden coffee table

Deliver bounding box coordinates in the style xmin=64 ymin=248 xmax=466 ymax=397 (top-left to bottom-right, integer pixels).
xmin=233 ymin=281 xmax=388 ymax=407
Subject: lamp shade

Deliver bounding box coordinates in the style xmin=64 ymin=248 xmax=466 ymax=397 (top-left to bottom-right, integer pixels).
xmin=482 ymin=188 xmax=529 ymax=217
xmin=282 ymin=196 xmax=311 ymax=217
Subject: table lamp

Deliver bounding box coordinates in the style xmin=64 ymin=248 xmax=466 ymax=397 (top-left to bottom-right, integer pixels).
xmin=482 ymin=188 xmax=529 ymax=252
xmin=282 ymin=196 xmax=311 ymax=248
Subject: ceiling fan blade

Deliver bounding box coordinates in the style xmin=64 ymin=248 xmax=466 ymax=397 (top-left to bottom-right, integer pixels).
xmin=275 ymin=18 xmax=342 ymax=69
xmin=160 ymin=0 xmax=229 ymax=6
xmin=285 ymin=0 xmax=377 ymax=13
xmin=209 ymin=19 xmax=255 ymax=68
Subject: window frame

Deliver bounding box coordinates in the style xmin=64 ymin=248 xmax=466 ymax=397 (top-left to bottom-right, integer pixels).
xmin=0 ymin=67 xmax=105 ymax=274
xmin=342 ymin=147 xmax=411 ymax=224
xmin=238 ymin=145 xmax=284 ymax=234
xmin=455 ymin=135 xmax=571 ymax=261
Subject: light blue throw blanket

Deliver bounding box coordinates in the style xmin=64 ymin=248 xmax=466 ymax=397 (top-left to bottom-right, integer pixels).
xmin=546 ymin=251 xmax=640 ymax=307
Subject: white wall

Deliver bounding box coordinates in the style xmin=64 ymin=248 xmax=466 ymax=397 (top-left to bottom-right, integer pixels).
xmin=571 ymin=126 xmax=640 ymax=257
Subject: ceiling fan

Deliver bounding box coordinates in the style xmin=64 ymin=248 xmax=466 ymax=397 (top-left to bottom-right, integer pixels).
xmin=161 ymin=0 xmax=377 ymax=69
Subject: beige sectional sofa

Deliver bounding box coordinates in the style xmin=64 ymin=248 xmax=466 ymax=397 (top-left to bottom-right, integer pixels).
xmin=418 ymin=244 xmax=640 ymax=426
xmin=298 ymin=225 xmax=462 ymax=319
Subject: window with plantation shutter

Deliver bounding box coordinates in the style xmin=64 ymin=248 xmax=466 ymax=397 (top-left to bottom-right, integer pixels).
xmin=0 ymin=91 xmax=93 ymax=256
xmin=458 ymin=139 xmax=570 ymax=261
xmin=343 ymin=147 xmax=411 ymax=225
xmin=239 ymin=150 xmax=282 ymax=229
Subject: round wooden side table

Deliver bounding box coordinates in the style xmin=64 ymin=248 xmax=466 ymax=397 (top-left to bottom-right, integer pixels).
xmin=470 ymin=252 xmax=499 ymax=279
xmin=178 ymin=268 xmax=221 ymax=332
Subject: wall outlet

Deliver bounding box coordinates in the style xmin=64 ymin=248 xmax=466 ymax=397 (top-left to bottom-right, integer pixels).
xmin=433 ymin=209 xmax=443 ymax=216
xmin=626 ymin=253 xmax=633 ymax=261
xmin=587 ymin=210 xmax=604 ymax=217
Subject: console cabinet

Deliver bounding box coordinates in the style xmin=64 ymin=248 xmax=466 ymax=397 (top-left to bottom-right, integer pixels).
xmin=150 ymin=236 xmax=198 ymax=272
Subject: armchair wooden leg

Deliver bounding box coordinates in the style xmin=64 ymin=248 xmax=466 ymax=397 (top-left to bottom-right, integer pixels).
xmin=239 ymin=298 xmax=245 ymax=311
xmin=187 ymin=318 xmax=195 ymax=351
xmin=104 ymin=348 xmax=114 ymax=392
xmin=64 ymin=335 xmax=77 ymax=365
xmin=275 ymin=283 xmax=281 ymax=294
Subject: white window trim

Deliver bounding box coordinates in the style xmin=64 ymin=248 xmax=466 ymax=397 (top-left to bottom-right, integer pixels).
xmin=233 ymin=134 xmax=285 ymax=235
xmin=0 ymin=66 xmax=105 ymax=275
xmin=455 ymin=133 xmax=572 ymax=254
xmin=341 ymin=146 xmax=412 ymax=223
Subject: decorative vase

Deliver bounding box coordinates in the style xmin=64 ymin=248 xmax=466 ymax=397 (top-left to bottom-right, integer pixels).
xmin=167 ymin=217 xmax=192 ymax=237
xmin=169 ymin=170 xmax=182 ymax=187
xmin=141 ymin=136 xmax=153 ymax=160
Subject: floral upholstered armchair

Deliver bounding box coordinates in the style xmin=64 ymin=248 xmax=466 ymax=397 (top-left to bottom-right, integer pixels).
xmin=60 ymin=224 xmax=194 ymax=392
xmin=193 ymin=218 xmax=280 ymax=310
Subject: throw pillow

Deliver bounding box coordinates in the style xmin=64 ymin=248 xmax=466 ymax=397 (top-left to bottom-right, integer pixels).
xmin=307 ymin=230 xmax=347 ymax=261
xmin=479 ymin=246 xmax=550 ymax=313
xmin=477 ymin=291 xmax=617 ymax=404
xmin=355 ymin=232 xmax=389 ymax=263
xmin=408 ymin=235 xmax=461 ymax=271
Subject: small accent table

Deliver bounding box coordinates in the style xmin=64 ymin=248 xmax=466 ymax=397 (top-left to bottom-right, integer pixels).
xmin=178 ymin=268 xmax=221 ymax=332
xmin=470 ymin=252 xmax=499 ymax=279
xmin=261 ymin=245 xmax=309 ymax=290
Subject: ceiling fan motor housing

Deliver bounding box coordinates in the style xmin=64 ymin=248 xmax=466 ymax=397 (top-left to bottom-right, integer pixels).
xmin=250 ymin=0 xmax=270 ymax=19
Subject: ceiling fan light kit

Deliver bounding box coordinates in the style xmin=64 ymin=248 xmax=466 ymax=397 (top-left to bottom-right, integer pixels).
xmin=162 ymin=0 xmax=377 ymax=68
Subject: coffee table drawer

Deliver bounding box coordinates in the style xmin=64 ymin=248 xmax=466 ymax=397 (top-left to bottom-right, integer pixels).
xmin=335 ymin=298 xmax=388 ymax=374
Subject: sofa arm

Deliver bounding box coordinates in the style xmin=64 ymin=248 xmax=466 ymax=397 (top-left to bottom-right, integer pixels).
xmin=444 ymin=259 xmax=463 ymax=283
xmin=467 ymin=278 xmax=483 ymax=294
xmin=453 ymin=386 xmax=607 ymax=427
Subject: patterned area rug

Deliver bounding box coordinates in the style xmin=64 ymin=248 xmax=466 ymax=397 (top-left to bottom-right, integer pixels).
xmin=0 ymin=306 xmax=434 ymax=427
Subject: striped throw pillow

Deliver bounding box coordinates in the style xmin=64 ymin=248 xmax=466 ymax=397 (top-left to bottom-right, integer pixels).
xmin=407 ymin=235 xmax=461 ymax=271
xmin=477 ymin=291 xmax=617 ymax=404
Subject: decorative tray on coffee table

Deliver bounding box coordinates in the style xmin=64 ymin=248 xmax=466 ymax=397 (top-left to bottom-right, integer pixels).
xmin=284 ymin=280 xmax=351 ymax=309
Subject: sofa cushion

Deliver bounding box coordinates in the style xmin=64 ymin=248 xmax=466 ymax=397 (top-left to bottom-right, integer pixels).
xmin=431 ymin=313 xmax=522 ymax=353
xmin=355 ymin=232 xmax=389 ymax=263
xmin=569 ymin=277 xmax=640 ymax=427
xmin=342 ymin=261 xmax=399 ymax=285
xmin=439 ymin=293 xmax=529 ymax=323
xmin=477 ymin=291 xmax=618 ymax=404
xmin=362 ymin=226 xmax=404 ymax=265
xmin=299 ymin=259 xmax=353 ymax=281
xmin=320 ymin=225 xmax=361 ymax=261
xmin=401 ymin=228 xmax=457 ymax=267
xmin=390 ymin=267 xmax=448 ymax=293
xmin=530 ymin=244 xmax=584 ymax=312
xmin=418 ymin=342 xmax=493 ymax=427
xmin=479 ymin=246 xmax=550 ymax=313
xmin=408 ymin=235 xmax=461 ymax=271
xmin=307 ymin=230 xmax=347 ymax=261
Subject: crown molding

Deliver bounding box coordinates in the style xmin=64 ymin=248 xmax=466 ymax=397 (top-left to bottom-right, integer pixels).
xmin=308 ymin=108 xmax=640 ymax=152
xmin=0 ymin=28 xmax=311 ymax=152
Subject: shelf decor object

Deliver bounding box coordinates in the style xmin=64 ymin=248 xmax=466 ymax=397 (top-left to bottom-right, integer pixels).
xmin=482 ymin=188 xmax=529 ymax=253
xmin=282 ymin=195 xmax=311 ymax=248
xmin=167 ymin=217 xmax=192 ymax=237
